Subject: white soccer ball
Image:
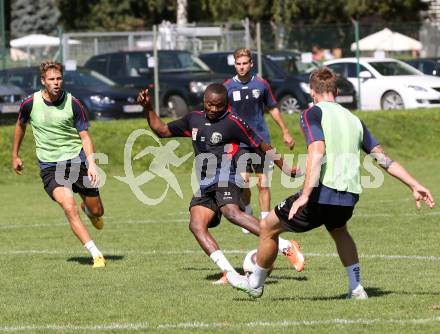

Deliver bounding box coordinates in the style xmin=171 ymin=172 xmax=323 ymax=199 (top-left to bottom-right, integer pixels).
xmin=243 ymin=249 xmax=258 ymax=274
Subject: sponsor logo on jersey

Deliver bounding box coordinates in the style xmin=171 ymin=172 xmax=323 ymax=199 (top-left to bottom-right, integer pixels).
xmin=192 ymin=128 xmax=198 ymax=140
xmin=232 ymin=90 xmax=241 ymax=101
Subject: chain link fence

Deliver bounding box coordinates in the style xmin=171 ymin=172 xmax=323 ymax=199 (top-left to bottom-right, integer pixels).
xmin=1 ymin=20 xmax=440 ymax=70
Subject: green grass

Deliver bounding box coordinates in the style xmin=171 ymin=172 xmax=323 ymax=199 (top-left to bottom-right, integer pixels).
xmin=0 ymin=111 xmax=440 ymax=333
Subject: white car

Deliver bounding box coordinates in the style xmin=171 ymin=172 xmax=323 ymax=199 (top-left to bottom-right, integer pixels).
xmin=324 ymin=57 xmax=440 ymax=110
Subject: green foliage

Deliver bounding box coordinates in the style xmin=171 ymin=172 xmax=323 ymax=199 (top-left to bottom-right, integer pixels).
xmin=10 ymin=0 xmax=61 ymax=37
xmin=56 ymin=0 xmax=176 ymax=31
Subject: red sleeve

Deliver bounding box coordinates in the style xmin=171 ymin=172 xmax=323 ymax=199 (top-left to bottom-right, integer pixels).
xmin=167 ymin=112 xmax=194 ymax=137
xmin=18 ymin=95 xmax=33 ymax=124
xmin=227 ymin=113 xmax=262 ymax=148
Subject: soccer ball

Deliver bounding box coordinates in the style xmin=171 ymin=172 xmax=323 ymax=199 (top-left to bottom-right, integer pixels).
xmin=242 ymin=249 xmax=274 ymax=275
xmin=242 ymin=249 xmax=258 ymax=274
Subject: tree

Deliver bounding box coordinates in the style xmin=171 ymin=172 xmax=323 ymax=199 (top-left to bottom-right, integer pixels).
xmin=10 ymin=0 xmax=60 ymax=38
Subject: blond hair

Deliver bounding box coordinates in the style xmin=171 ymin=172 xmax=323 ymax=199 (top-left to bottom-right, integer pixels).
xmin=233 ymin=48 xmax=252 ymax=61
xmin=40 ymin=60 xmax=63 ymax=77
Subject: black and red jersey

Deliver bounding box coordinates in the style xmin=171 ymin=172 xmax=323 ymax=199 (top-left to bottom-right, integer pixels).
xmin=167 ymin=110 xmax=262 ymax=189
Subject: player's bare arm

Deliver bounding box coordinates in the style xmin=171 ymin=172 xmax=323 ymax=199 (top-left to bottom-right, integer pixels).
xmin=370 ymin=145 xmax=435 ymax=209
xmin=79 ymin=130 xmax=99 ymax=187
xmin=268 ymin=106 xmax=295 ymax=149
xmin=288 ymin=140 xmax=325 ymax=219
xmin=11 ymin=119 xmax=27 ymax=175
xmin=137 ymin=89 xmax=173 ymax=138
xmin=258 ymin=141 xmax=298 ymax=177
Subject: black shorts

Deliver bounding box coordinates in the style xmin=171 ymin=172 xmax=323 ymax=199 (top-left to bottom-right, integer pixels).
xmin=274 ymin=192 xmax=354 ymax=233
xmin=235 ymin=148 xmax=273 ymax=175
xmin=40 ymin=162 xmax=100 ymax=200
xmin=189 ymin=183 xmax=244 ymax=228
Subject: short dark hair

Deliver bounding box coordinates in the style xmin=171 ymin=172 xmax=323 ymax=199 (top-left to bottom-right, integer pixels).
xmin=309 ymin=67 xmax=337 ymax=96
xmin=40 ymin=60 xmax=63 ymax=77
xmin=204 ymin=83 xmax=227 ymax=97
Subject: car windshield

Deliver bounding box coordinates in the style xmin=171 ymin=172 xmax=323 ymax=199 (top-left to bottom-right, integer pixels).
xmin=160 ymin=53 xmax=210 ymax=73
xmin=65 ymin=70 xmax=116 ymax=86
xmin=368 ymin=61 xmax=420 ymax=76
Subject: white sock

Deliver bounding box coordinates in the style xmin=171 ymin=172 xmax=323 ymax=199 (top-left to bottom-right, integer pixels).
xmin=346 ymin=263 xmax=362 ymax=290
xmin=84 ymin=240 xmax=102 ymax=259
xmin=277 ymin=237 xmax=291 ymax=252
xmin=249 ymin=264 xmax=270 ymax=288
xmin=260 ymin=211 xmax=269 ymax=219
xmin=245 ymin=204 xmax=253 ymax=216
xmin=210 ymin=250 xmax=236 ymax=273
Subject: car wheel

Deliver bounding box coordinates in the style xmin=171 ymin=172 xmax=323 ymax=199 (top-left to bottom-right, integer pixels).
xmin=381 ymin=91 xmax=404 ymax=110
xmin=166 ymin=95 xmax=189 ymax=118
xmin=279 ymin=95 xmax=301 ymax=114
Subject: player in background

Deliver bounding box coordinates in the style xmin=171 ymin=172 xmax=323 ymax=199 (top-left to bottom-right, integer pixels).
xmin=227 ymin=67 xmax=435 ymax=299
xmin=224 ymin=48 xmax=295 ymax=233
xmin=137 ymin=83 xmax=304 ymax=284
xmin=11 ymin=61 xmax=106 ymax=268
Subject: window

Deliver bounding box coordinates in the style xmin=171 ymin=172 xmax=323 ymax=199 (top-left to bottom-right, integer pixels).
xmin=86 ymin=56 xmax=108 ymax=75
xmin=327 ymin=63 xmax=346 ymax=76
xmin=346 ymin=63 xmax=370 ymax=77
xmin=211 ymin=56 xmax=236 ymax=75
xmin=108 ymin=54 xmax=125 ymax=77
xmin=368 ymin=61 xmax=419 ymax=76
xmin=127 ymin=53 xmax=151 ymax=76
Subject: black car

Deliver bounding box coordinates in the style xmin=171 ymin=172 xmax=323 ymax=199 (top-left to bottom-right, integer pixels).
xmin=200 ymin=51 xmax=310 ymax=113
xmin=265 ymin=50 xmax=357 ymax=110
xmin=0 ymin=84 xmax=25 ymax=124
xmin=0 ymin=67 xmax=142 ymax=120
xmin=84 ymin=50 xmax=229 ymax=117
xmin=405 ymin=58 xmax=440 ymax=76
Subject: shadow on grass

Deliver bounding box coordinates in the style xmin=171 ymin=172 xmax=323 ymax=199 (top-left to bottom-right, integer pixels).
xmin=271 ymin=287 xmax=392 ymax=301
xmin=66 ymin=255 xmax=125 ymax=265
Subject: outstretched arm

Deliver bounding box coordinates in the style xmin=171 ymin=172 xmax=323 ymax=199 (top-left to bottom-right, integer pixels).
xmin=137 ymin=89 xmax=174 ymax=138
xmin=370 ymin=145 xmax=435 ymax=209
xmin=258 ymin=141 xmax=299 ymax=177
xmin=268 ymin=106 xmax=295 ymax=149
xmin=11 ymin=120 xmax=26 ymax=175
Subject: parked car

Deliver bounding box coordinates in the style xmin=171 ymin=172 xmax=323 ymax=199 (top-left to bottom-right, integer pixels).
xmin=265 ymin=50 xmax=357 ymax=109
xmin=200 ymin=51 xmax=357 ymax=112
xmin=0 ymin=67 xmax=142 ymax=120
xmin=200 ymin=51 xmax=310 ymax=113
xmin=84 ymin=50 xmax=229 ymax=117
xmin=0 ymin=84 xmax=25 ymax=124
xmin=324 ymin=57 xmax=440 ymax=110
xmin=405 ymin=58 xmax=440 ymax=77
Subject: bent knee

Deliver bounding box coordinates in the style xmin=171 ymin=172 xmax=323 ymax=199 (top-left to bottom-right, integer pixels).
xmin=189 ymin=220 xmax=207 ymax=235
xmin=221 ymin=206 xmax=241 ymax=222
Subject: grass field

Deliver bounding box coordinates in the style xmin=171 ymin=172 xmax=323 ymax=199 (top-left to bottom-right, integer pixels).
xmin=0 ymin=111 xmax=440 ymax=333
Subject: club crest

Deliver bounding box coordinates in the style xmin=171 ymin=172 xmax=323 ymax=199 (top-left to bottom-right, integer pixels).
xmin=210 ymin=132 xmax=222 ymax=144
xmin=252 ymin=89 xmax=261 ymax=99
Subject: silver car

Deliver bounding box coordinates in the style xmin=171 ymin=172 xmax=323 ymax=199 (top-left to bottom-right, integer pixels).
xmin=0 ymin=84 xmax=24 ymax=123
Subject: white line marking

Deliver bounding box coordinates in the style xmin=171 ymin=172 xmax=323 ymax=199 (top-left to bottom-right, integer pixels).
xmin=1 ymin=317 xmax=440 ymax=332
xmin=2 ymin=249 xmax=440 ymax=261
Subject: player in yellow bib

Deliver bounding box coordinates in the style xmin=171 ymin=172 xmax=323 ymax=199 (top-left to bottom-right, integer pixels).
xmin=11 ymin=61 xmax=106 ymax=268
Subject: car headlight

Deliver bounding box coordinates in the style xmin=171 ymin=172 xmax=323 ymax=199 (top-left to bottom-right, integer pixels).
xmin=189 ymin=81 xmax=210 ymax=94
xmin=90 ymin=95 xmax=116 ymax=105
xmin=299 ymin=82 xmax=310 ymax=94
xmin=407 ymin=85 xmax=428 ymax=92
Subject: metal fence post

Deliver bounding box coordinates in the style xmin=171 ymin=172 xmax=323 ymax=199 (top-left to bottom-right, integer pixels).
xmin=0 ymin=0 xmax=6 ymax=70
xmin=58 ymin=26 xmax=63 ymax=63
xmin=153 ymin=25 xmax=160 ymax=116
xmin=352 ymin=18 xmax=361 ymax=111
xmin=256 ymin=22 xmax=262 ymax=77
